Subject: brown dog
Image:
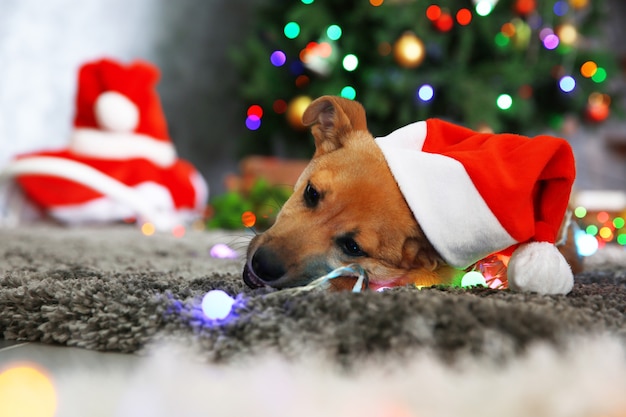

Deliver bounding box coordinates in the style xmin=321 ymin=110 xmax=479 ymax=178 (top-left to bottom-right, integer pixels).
xmin=243 ymin=96 xmax=581 ymax=292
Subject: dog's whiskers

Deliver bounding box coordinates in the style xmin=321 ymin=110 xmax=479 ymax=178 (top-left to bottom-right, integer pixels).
xmin=206 ymin=233 xmax=253 ymax=258
xmin=269 ymin=183 xmax=294 ymax=211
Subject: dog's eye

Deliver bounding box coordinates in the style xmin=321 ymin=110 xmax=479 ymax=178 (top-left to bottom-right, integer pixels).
xmin=304 ymin=182 xmax=320 ymax=208
xmin=337 ymin=237 xmax=367 ymax=257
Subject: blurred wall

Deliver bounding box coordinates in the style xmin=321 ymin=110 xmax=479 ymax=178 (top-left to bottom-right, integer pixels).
xmin=155 ymin=0 xmax=258 ymax=195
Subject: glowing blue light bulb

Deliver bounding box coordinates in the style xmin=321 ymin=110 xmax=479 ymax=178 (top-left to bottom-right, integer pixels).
xmin=270 ymin=50 xmax=287 ymax=67
xmin=575 ymin=231 xmax=599 ymax=257
xmin=202 ymin=290 xmax=235 ymax=320
xmin=553 ymin=1 xmax=568 ymax=16
xmin=559 ymin=76 xmax=576 ymax=93
xmin=245 ymin=115 xmax=261 ymax=131
xmin=417 ymin=84 xmax=434 ymax=102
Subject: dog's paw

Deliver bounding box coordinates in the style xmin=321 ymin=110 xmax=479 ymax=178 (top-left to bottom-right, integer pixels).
xmin=508 ymin=242 xmax=574 ymax=294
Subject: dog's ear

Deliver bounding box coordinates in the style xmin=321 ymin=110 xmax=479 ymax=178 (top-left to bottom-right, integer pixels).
xmin=302 ymin=95 xmax=368 ymax=156
xmin=401 ymin=236 xmax=444 ymax=272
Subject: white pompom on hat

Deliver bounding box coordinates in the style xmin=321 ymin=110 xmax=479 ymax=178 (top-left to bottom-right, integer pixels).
xmin=375 ymin=119 xmax=576 ymax=294
xmin=94 ymin=91 xmax=140 ymax=133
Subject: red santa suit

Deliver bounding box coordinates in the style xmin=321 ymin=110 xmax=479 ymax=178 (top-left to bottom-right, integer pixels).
xmin=8 ymin=58 xmax=208 ymax=230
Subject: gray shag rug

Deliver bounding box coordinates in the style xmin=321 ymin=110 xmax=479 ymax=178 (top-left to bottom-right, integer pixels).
xmin=1 ymin=224 xmax=625 ymax=362
xmin=2 ymin=225 xmax=626 ymax=417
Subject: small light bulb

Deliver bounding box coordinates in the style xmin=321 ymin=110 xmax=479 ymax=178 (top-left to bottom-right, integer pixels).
xmin=202 ymin=290 xmax=235 ymax=320
xmin=575 ymin=231 xmax=599 ymax=257
xmin=461 ymin=271 xmax=487 ymax=288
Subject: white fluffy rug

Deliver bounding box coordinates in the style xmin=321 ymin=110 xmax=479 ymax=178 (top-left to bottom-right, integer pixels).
xmin=48 ymin=336 xmax=626 ymax=417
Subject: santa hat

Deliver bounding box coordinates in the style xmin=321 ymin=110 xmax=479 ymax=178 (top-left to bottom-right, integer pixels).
xmin=375 ymin=119 xmax=576 ymax=294
xmin=10 ymin=58 xmax=208 ymax=230
xmin=69 ymin=58 xmax=176 ymax=166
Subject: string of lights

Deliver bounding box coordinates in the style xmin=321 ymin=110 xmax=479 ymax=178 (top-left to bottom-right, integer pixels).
xmin=234 ymin=0 xmax=617 ymax=158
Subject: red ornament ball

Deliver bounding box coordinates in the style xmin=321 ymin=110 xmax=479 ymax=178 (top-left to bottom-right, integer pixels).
xmin=586 ymin=93 xmax=611 ymax=123
xmin=456 ymin=8 xmax=472 ymax=26
xmin=241 ymin=211 xmax=257 ymax=228
xmin=434 ymin=13 xmax=454 ymax=32
xmin=426 ymin=4 xmax=441 ymax=21
xmin=586 ymin=103 xmax=610 ymax=123
xmin=514 ymin=0 xmax=536 ymax=15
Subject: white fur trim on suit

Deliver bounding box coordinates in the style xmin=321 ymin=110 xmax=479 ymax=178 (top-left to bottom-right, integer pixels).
xmin=95 ymin=91 xmax=140 ymax=132
xmin=2 ymin=156 xmax=178 ymax=229
xmin=375 ymin=122 xmax=517 ymax=268
xmin=189 ymin=170 xmax=209 ymax=210
xmin=508 ymin=242 xmax=574 ymax=294
xmin=70 ymin=128 xmax=176 ymax=167
xmin=51 ymin=182 xmax=174 ymax=224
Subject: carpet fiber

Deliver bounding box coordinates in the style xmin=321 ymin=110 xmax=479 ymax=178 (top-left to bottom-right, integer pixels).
xmin=1 ymin=225 xmax=626 ymax=416
xmin=1 ymin=225 xmax=625 ymax=362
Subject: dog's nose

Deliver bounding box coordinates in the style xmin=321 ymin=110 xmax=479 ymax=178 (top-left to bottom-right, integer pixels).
xmin=251 ymin=246 xmax=286 ymax=282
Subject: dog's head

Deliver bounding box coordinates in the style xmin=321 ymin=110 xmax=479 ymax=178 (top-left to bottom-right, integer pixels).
xmin=243 ymin=96 xmax=453 ymax=291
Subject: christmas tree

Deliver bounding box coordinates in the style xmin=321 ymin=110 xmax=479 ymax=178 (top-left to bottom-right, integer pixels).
xmin=232 ymin=0 xmax=619 ymax=158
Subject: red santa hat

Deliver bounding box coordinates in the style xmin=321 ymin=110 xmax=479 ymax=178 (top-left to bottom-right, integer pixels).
xmin=10 ymin=58 xmax=208 ymax=230
xmin=69 ymin=58 xmax=176 ymax=166
xmin=375 ymin=119 xmax=576 ymax=294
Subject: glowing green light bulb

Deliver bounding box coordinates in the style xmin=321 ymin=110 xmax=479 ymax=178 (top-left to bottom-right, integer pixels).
xmin=461 ymin=271 xmax=487 ymax=288
xmin=284 ymin=22 xmax=300 ymax=39
xmin=327 ymin=24 xmax=342 ymax=41
xmin=340 ymin=86 xmax=356 ymax=99
xmin=496 ymin=94 xmax=513 ymax=110
xmin=574 ymin=206 xmax=587 ymax=218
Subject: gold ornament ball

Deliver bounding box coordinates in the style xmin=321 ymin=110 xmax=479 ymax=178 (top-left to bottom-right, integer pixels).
xmin=393 ymin=32 xmax=425 ymax=68
xmin=556 ymin=23 xmax=578 ymax=46
xmin=568 ymin=0 xmax=589 ymax=9
xmin=286 ymin=95 xmax=312 ymax=130
xmin=512 ymin=18 xmax=531 ymax=49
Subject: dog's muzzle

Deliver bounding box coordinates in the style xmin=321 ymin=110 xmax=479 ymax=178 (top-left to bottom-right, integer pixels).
xmin=243 ymin=246 xmax=287 ymax=289
xmin=242 ymin=263 xmax=265 ymax=288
